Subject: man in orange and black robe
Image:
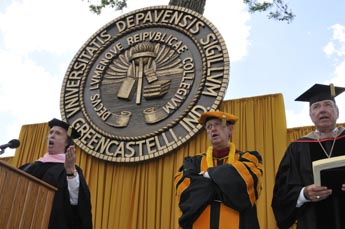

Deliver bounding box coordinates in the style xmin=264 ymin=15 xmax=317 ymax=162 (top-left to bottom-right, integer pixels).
xmin=175 ymin=111 xmax=263 ymax=229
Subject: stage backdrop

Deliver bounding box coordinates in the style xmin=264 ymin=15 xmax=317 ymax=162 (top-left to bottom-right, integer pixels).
xmin=5 ymin=93 xmax=337 ymax=229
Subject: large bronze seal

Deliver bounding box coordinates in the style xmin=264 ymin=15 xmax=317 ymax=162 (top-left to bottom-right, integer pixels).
xmin=60 ymin=5 xmax=229 ymax=162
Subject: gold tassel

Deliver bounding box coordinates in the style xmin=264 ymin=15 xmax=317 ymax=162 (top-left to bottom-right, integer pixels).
xmin=221 ymin=114 xmax=226 ymax=128
xmin=67 ymin=127 xmax=72 ymax=137
xmin=330 ymin=83 xmax=335 ymax=97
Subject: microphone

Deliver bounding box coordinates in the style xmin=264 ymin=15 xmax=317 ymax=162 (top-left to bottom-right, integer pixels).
xmin=0 ymin=139 xmax=20 ymax=150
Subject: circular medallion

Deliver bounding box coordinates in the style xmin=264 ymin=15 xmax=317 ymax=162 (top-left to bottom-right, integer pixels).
xmin=60 ymin=5 xmax=229 ymax=162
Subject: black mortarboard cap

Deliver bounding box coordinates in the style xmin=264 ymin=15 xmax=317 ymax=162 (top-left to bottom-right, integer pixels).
xmin=295 ymin=83 xmax=345 ymax=105
xmin=48 ymin=118 xmax=81 ymax=139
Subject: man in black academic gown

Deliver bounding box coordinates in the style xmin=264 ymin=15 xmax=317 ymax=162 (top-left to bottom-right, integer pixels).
xmin=272 ymin=83 xmax=345 ymax=229
xmin=20 ymin=118 xmax=92 ymax=229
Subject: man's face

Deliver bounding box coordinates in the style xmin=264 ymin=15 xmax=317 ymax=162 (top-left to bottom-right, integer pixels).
xmin=309 ymin=100 xmax=339 ymax=132
xmin=205 ymin=118 xmax=233 ymax=149
xmin=47 ymin=126 xmax=69 ymax=154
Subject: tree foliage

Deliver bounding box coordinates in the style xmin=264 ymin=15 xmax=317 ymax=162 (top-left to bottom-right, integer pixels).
xmin=244 ymin=0 xmax=295 ymax=23
xmin=84 ymin=0 xmax=295 ymax=23
xmin=86 ymin=0 xmax=127 ymax=15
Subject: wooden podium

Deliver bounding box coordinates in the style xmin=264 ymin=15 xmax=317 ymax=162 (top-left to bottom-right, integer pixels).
xmin=0 ymin=160 xmax=57 ymax=228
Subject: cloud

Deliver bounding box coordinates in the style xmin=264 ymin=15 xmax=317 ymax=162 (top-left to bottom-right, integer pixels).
xmin=326 ymin=24 xmax=345 ymax=124
xmin=285 ymin=106 xmax=313 ymax=128
xmin=324 ymin=24 xmax=345 ymax=57
xmin=328 ymin=60 xmax=345 ymax=124
xmin=0 ymin=0 xmax=120 ymax=156
xmin=323 ymin=42 xmax=335 ymax=57
xmin=287 ymin=23 xmax=345 ymax=128
xmin=204 ymin=1 xmax=251 ymax=62
xmin=0 ymin=0 xmax=116 ymax=55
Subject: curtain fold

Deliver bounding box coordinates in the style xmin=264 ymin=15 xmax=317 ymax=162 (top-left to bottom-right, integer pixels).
xmin=2 ymin=93 xmax=305 ymax=229
xmin=221 ymin=93 xmax=287 ymax=229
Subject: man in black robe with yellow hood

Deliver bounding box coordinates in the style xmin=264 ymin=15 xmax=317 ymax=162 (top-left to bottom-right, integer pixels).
xmin=272 ymin=83 xmax=345 ymax=229
xmin=175 ymin=111 xmax=263 ymax=229
xmin=20 ymin=118 xmax=92 ymax=229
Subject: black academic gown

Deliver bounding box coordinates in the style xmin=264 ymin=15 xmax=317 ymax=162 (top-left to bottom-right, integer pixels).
xmin=272 ymin=129 xmax=345 ymax=229
xmin=20 ymin=162 xmax=92 ymax=229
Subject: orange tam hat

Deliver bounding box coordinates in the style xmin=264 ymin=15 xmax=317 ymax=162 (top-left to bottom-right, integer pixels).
xmin=198 ymin=111 xmax=238 ymax=126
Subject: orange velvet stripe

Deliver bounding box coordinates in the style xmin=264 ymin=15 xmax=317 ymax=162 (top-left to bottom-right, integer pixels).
xmin=219 ymin=204 xmax=239 ymax=229
xmin=192 ymin=206 xmax=211 ymax=229
xmin=233 ymin=161 xmax=256 ymax=205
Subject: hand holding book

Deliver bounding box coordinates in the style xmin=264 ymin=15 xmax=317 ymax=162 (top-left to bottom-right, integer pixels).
xmin=313 ymin=155 xmax=345 ymax=195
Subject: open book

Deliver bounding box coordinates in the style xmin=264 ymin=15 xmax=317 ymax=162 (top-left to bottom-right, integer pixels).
xmin=313 ymin=155 xmax=345 ymax=192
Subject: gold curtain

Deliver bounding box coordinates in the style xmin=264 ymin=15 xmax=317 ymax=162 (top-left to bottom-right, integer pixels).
xmin=4 ymin=93 xmax=289 ymax=229
xmin=287 ymin=123 xmax=345 ymax=143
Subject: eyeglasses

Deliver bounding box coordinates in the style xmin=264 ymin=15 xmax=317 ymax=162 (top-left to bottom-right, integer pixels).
xmin=205 ymin=121 xmax=222 ymax=131
xmin=205 ymin=121 xmax=234 ymax=131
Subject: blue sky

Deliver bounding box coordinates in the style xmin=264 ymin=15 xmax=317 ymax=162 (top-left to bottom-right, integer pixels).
xmin=1 ymin=0 xmax=344 ymax=157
